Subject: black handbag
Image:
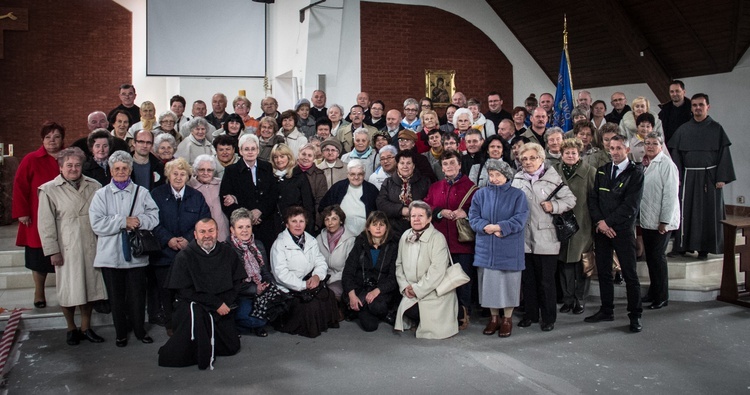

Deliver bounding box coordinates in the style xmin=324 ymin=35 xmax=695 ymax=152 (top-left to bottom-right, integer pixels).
xmin=127 ymin=185 xmax=160 ymax=257
xmin=545 ymin=183 xmax=579 ymax=243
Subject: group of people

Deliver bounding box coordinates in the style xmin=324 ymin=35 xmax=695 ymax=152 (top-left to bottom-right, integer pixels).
xmin=11 ymin=80 xmax=734 ymax=369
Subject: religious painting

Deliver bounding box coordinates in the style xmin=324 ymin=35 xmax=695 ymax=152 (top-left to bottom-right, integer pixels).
xmin=425 ymin=70 xmax=455 ymax=107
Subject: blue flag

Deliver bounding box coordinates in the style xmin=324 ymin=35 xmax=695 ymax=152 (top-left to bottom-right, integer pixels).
xmin=553 ymin=48 xmax=573 ymax=131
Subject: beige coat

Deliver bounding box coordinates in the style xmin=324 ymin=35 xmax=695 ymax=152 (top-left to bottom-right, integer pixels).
xmin=37 ymin=175 xmax=107 ymax=307
xmin=395 ymin=225 xmax=458 ymax=339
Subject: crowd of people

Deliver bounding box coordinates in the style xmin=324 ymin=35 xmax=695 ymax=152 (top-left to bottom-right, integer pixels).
xmin=11 ymin=80 xmax=735 ymax=369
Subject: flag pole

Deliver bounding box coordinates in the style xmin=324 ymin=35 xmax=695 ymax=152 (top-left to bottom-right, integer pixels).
xmin=564 ymin=14 xmax=574 ymax=91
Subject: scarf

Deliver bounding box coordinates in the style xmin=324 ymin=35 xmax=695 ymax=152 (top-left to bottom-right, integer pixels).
xmin=230 ymin=234 xmax=265 ymax=284
xmin=446 ymin=173 xmax=463 ymax=186
xmin=113 ymin=178 xmax=131 ymax=190
xmin=290 ymin=230 xmax=306 ymax=250
xmin=347 ymin=146 xmax=373 ymax=159
xmin=63 ymin=175 xmax=82 ymax=190
xmin=430 ymin=147 xmax=443 ymax=160
xmin=399 ymin=174 xmax=413 ymax=206
xmin=407 ymin=225 xmax=429 ymax=243
xmin=522 ymin=163 xmax=546 ymax=183
xmin=298 ymin=163 xmax=313 ymax=172
xmin=326 ymin=226 xmax=345 ymax=251
xmin=561 ymin=161 xmax=580 ymax=180
xmin=274 ymin=169 xmax=287 ymax=179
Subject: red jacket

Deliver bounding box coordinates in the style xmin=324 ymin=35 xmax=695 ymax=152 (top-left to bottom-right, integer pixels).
xmin=424 ymin=175 xmax=477 ymax=254
xmin=12 ymin=146 xmax=61 ymax=248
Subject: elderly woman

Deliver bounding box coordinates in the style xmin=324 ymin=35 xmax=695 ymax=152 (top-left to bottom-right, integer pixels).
xmin=271 ymin=206 xmax=339 ymax=338
xmin=327 ymin=104 xmax=349 ymax=139
xmin=151 ymin=157 xmax=211 ymax=332
xmin=377 ymin=150 xmax=431 ymax=239
xmin=512 ymin=107 xmax=528 ymax=135
xmin=316 ymin=205 xmax=357 ymax=313
xmin=229 ymin=208 xmax=285 ymax=337
xmin=424 ymin=151 xmax=478 ymax=330
xmin=573 ymin=121 xmax=609 ymax=169
xmin=394 ymin=201 xmax=458 ymax=339
xmin=189 ymin=154 xmax=230 ymax=241
xmin=453 ymin=108 xmax=474 ymax=152
xmin=297 ymin=143 xmax=329 ymax=230
xmin=415 ymin=110 xmax=440 ymax=154
xmin=317 ymin=139 xmax=347 ymax=189
xmin=342 ymin=211 xmax=399 ymax=332
xmin=468 ymin=98 xmax=495 ymax=139
xmin=151 ymin=110 xmax=182 ymax=145
xmin=89 ymin=151 xmax=159 ymax=347
xmin=569 ymin=107 xmax=589 ymax=130
xmin=175 ymin=117 xmax=215 ymax=165
xmin=511 ymin=143 xmax=576 ymax=332
xmin=270 ymin=143 xmax=315 ymax=234
xmin=341 ymin=128 xmax=376 ymax=178
xmin=295 ymin=99 xmax=316 ymax=138
xmin=619 ymin=96 xmax=663 ymax=138
xmin=640 ymin=132 xmax=680 ymax=310
xmin=154 ymin=133 xmax=177 ymax=164
xmin=13 ymin=122 xmax=66 ymax=308
xmin=233 ymin=96 xmax=259 ymax=133
xmin=469 ymin=135 xmax=509 ymax=187
xmin=128 ymin=101 xmax=156 ymax=135
xmin=278 ymin=110 xmax=308 ymax=158
xmin=110 ymin=109 xmax=134 ymax=151
xmin=82 ymin=129 xmax=113 ymax=186
xmin=220 ymin=134 xmax=278 ymax=250
xmin=552 ymin=139 xmax=596 ymax=315
xmin=318 ymin=159 xmax=378 ymax=236
xmin=256 ymin=116 xmax=285 ymax=162
xmin=469 ymin=159 xmax=529 ymax=337
xmin=401 ymin=98 xmax=421 ymax=130
xmin=544 ymin=127 xmax=564 ymax=166
xmin=423 ymin=128 xmax=445 ymax=179
xmin=212 ymin=135 xmax=239 ymax=179
xmin=38 ymin=147 xmax=107 ymax=345
xmin=629 ymin=113 xmax=670 ymax=164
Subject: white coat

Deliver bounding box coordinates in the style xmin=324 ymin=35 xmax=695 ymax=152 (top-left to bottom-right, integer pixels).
xmin=316 ymin=228 xmax=357 ymax=284
xmin=640 ymin=150 xmax=681 ymax=231
xmin=271 ymin=229 xmax=329 ymax=292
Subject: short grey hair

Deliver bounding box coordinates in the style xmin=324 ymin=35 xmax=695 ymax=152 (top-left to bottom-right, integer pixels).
xmin=518 ymin=142 xmax=546 ymax=161
xmin=153 ymin=133 xmax=177 ymax=154
xmin=571 ymin=107 xmax=587 ymax=119
xmin=56 ymin=147 xmax=87 ymax=167
xmin=485 ymin=159 xmax=515 ymax=181
xmin=328 ymin=104 xmax=344 ymax=117
xmin=186 ymin=117 xmax=210 ymax=134
xmin=346 ymin=159 xmax=366 ymax=173
xmin=544 ymin=127 xmax=564 ymax=143
xmin=192 ymin=154 xmax=216 ymax=173
xmin=408 ymin=200 xmax=432 ymax=218
xmin=353 ymin=127 xmax=370 ymax=139
xmin=230 ymin=207 xmax=254 ymax=227
xmin=645 ymin=132 xmax=663 ymax=145
xmin=379 ymin=145 xmax=398 ymax=157
xmin=403 ymin=98 xmax=418 ymax=109
xmin=108 ymin=150 xmax=133 ymax=169
xmin=453 ymin=108 xmax=474 ymax=125
xmin=158 ymin=110 xmax=177 ymax=123
xmin=238 ymin=133 xmax=260 ymax=150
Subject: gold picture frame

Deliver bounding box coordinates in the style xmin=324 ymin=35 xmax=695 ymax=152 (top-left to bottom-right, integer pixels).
xmin=425 ymin=70 xmax=456 ymax=107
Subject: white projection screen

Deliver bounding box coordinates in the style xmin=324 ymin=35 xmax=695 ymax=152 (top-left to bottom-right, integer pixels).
xmin=146 ymin=0 xmax=266 ymax=77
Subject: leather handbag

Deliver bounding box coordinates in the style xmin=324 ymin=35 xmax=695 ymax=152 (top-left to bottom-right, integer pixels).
xmin=545 ymin=183 xmax=579 ymax=243
xmin=127 ymin=185 xmax=160 ymax=257
xmin=435 ymin=255 xmax=470 ymax=297
xmin=455 ymin=185 xmax=478 ymax=243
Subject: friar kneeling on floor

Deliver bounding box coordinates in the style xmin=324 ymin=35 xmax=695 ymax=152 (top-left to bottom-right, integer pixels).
xmin=158 ymin=218 xmax=247 ymax=370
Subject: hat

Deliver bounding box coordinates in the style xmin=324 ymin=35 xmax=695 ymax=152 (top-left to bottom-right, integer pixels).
xmin=397 ymin=129 xmax=417 ymax=141
xmin=319 ymin=138 xmax=342 ymax=153
xmin=371 ymin=130 xmax=390 ymax=146
xmin=485 ymin=159 xmax=516 ymax=182
xmin=294 ymin=98 xmax=311 ymax=111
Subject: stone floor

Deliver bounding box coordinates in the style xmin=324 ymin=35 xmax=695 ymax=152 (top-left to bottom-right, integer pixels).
xmin=4 ymin=299 xmax=750 ymax=394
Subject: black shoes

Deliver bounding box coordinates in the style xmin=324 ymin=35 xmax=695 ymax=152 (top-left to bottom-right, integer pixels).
xmin=584 ymin=310 xmax=615 ymax=323
xmin=629 ymin=315 xmax=642 ymax=332
xmin=613 ymin=272 xmax=624 ymax=285
xmin=641 ymin=295 xmax=654 ymax=303
xmin=697 ymin=252 xmax=709 ymax=260
xmin=254 ymin=327 xmax=268 ymax=337
xmin=517 ymin=318 xmax=538 ymax=327
xmin=139 ymin=335 xmax=154 ymax=344
xmin=66 ymin=329 xmax=81 ymax=346
xmin=649 ymin=300 xmax=669 ymax=309
xmin=149 ymin=313 xmax=167 ymax=327
xmin=559 ymin=304 xmax=572 ymax=313
xmin=540 ymin=322 xmax=554 ymax=332
xmin=572 ymin=302 xmax=585 ymax=315
xmin=81 ymin=328 xmax=105 ymax=343
xmin=115 ymin=338 xmax=128 ymax=347
xmin=667 ymin=251 xmax=686 ymax=258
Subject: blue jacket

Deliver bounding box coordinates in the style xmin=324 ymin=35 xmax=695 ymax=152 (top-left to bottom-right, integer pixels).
xmin=151 ymin=184 xmax=211 ymax=266
xmin=469 ymin=182 xmax=529 ymax=271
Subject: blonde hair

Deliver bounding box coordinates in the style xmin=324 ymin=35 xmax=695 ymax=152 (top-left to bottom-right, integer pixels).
xmin=632 ymin=96 xmax=650 ymax=113
xmin=164 ymin=157 xmax=193 ymax=180
xmin=560 ymin=138 xmax=584 ymax=154
xmin=140 ymin=101 xmax=156 ymax=130
xmin=270 ymin=143 xmax=295 ymax=178
xmin=518 ymin=142 xmax=546 ymax=161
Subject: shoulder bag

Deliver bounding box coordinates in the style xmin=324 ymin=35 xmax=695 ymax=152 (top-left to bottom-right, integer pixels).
xmin=545 ymin=183 xmax=579 ymax=243
xmin=435 ymin=254 xmax=470 ymax=297
xmin=455 ymin=185 xmax=478 ymax=243
xmin=127 ymin=185 xmax=160 ymax=257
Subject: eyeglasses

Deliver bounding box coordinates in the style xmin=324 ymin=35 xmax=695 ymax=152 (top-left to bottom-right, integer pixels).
xmin=404 ymin=108 xmax=418 ymax=112
xmin=380 ymin=156 xmax=395 ymax=161
xmin=160 ymin=120 xmax=175 ymax=124
xmin=322 ymin=148 xmax=339 ymax=153
xmin=519 ymin=156 xmax=541 ymax=162
xmin=643 ymin=142 xmax=660 ymax=146
xmin=234 ymin=103 xmax=248 ymax=108
xmin=350 ymin=111 xmax=363 ymax=116
xmin=348 ymin=173 xmax=365 ymax=178
xmin=135 ymin=140 xmax=153 ymax=145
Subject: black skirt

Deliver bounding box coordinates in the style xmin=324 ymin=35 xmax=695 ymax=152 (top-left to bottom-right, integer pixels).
xmin=25 ymin=247 xmax=55 ymax=274
xmin=273 ymin=287 xmax=339 ymax=338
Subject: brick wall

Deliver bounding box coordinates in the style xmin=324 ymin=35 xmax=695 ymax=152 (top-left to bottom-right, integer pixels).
xmin=360 ymin=2 xmax=513 ymax=116
xmin=0 ymin=0 xmax=131 ymax=158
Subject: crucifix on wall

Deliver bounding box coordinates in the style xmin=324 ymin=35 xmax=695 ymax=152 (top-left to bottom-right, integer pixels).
xmin=0 ymin=8 xmax=28 ymax=59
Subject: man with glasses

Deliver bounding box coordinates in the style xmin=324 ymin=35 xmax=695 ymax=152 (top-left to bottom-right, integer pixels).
xmin=605 ymin=92 xmax=631 ymax=124
xmin=130 ymin=129 xmax=165 ymax=191
xmin=345 ymin=92 xmax=372 ymax=124
xmin=367 ymin=100 xmax=386 ymax=131
xmin=107 ymin=84 xmax=140 ymax=127
xmin=338 ymin=105 xmax=377 ymax=153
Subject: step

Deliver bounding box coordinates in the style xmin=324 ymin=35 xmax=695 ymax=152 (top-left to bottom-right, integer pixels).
xmin=0 ymin=267 xmax=55 ymax=290
xmin=590 ymin=274 xmax=745 ymax=303
xmin=0 ymin=287 xmax=111 ymax=332
xmin=0 ymin=250 xmax=25 ymax=268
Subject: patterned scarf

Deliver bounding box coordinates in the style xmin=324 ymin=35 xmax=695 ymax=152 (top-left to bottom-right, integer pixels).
xmin=407 ymin=225 xmax=429 ymax=243
xmin=327 ymin=226 xmax=345 ymax=251
xmin=561 ymin=160 xmax=580 ymax=180
xmin=230 ymin=234 xmax=265 ymax=285
xmin=399 ymin=174 xmax=413 ymax=206
xmin=290 ymin=230 xmax=306 ymax=250
xmin=522 ymin=163 xmax=546 ymax=183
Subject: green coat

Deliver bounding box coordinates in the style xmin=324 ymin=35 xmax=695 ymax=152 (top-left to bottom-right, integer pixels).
xmin=553 ymin=161 xmax=596 ymax=263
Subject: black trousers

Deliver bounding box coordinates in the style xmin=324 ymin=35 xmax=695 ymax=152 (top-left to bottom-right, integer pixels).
xmin=101 ymin=266 xmax=147 ymax=339
xmin=452 ymin=253 xmax=476 ymax=316
xmin=146 ymin=265 xmax=161 ymax=318
xmin=153 ymin=265 xmax=175 ymax=329
xmin=522 ymin=254 xmax=558 ymax=324
xmin=558 ymin=260 xmax=590 ymax=305
xmin=642 ymin=229 xmax=671 ymax=302
xmin=594 ymin=231 xmax=642 ymax=316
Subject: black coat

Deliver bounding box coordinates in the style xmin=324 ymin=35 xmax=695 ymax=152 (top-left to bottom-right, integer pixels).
xmin=220 ymin=159 xmax=278 ymax=248
xmin=82 ymin=157 xmax=111 ymax=186
xmin=318 ymin=179 xmax=379 ymax=217
xmin=376 ymin=171 xmax=431 ymax=238
xmin=273 ymin=167 xmax=316 ymax=235
xmin=341 ymin=233 xmax=399 ymax=299
xmin=588 ymin=161 xmax=644 ymax=232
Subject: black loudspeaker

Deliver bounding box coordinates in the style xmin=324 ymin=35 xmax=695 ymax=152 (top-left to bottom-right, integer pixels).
xmin=252 ymin=0 xmax=275 ymax=3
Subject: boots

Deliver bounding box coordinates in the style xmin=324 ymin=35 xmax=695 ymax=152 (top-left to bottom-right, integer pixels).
xmin=483 ymin=315 xmax=500 ymax=335
xmin=499 ymin=317 xmax=513 ymax=338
